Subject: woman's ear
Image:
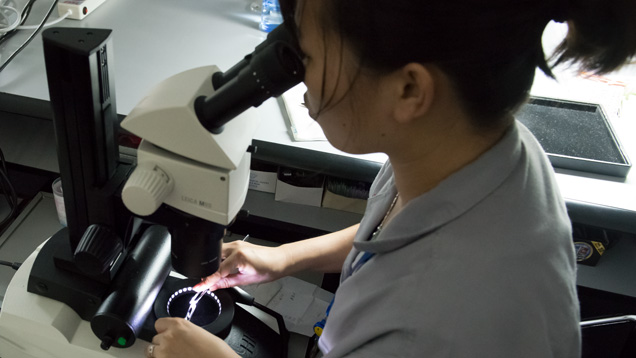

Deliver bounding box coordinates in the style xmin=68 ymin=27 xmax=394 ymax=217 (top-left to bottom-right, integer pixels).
xmin=392 ymin=63 xmax=435 ymax=124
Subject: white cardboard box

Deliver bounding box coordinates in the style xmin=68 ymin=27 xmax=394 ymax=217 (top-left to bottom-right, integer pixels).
xmin=274 ymin=168 xmax=324 ymax=207
xmin=249 ymin=170 xmax=278 ymax=193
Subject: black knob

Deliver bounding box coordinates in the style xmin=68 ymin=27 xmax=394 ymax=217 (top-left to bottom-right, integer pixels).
xmin=237 ymin=210 xmax=250 ymax=219
xmin=100 ymin=335 xmax=113 ymax=350
xmin=74 ymin=224 xmax=123 ymax=276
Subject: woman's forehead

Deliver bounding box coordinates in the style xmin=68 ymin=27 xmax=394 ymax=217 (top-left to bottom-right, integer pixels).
xmin=294 ymin=0 xmax=319 ymax=39
xmin=293 ymin=0 xmax=306 ymax=35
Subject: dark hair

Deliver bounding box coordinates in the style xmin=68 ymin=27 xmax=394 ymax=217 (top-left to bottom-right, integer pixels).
xmin=281 ymin=0 xmax=636 ymax=129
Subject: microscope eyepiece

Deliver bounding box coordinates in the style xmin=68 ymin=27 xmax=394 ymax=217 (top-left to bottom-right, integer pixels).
xmin=195 ymin=33 xmax=305 ymax=134
xmin=212 ymin=21 xmax=300 ymax=90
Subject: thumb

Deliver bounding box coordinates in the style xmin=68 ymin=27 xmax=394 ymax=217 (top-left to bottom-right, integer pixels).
xmin=194 ymin=272 xmax=222 ymax=292
xmin=194 ymin=254 xmax=241 ymax=291
xmin=155 ymin=317 xmax=177 ymax=333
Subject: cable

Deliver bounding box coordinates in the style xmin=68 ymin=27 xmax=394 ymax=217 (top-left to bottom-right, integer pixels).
xmin=0 ymin=146 xmax=18 ymax=229
xmin=0 ymin=5 xmax=20 ymax=33
xmin=0 ymin=260 xmax=21 ymax=270
xmin=17 ymin=9 xmax=70 ymax=29
xmin=0 ymin=0 xmax=34 ymax=36
xmin=0 ymin=0 xmax=36 ymax=47
xmin=0 ymin=0 xmax=58 ymax=73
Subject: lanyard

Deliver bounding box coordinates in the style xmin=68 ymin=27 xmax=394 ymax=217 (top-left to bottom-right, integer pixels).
xmin=351 ymin=250 xmax=375 ymax=274
xmin=314 ymin=250 xmax=375 ymax=337
xmin=314 ymin=193 xmax=396 ymax=338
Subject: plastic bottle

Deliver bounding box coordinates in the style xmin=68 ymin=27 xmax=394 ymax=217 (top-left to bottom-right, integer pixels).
xmin=260 ymin=0 xmax=282 ymax=32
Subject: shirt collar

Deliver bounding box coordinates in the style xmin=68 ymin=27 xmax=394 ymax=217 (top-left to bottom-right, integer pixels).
xmin=355 ymin=122 xmax=523 ymax=254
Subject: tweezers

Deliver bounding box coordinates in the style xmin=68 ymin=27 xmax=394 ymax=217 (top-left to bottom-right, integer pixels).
xmin=185 ymin=289 xmax=207 ymax=321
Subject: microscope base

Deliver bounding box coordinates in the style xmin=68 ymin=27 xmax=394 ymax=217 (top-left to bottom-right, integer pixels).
xmin=0 ymin=244 xmax=286 ymax=358
xmin=0 ymin=244 xmax=145 ymax=358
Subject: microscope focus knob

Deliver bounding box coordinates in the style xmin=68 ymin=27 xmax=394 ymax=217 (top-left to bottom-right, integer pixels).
xmin=75 ymin=224 xmax=124 ymax=276
xmin=122 ymin=163 xmax=174 ymax=216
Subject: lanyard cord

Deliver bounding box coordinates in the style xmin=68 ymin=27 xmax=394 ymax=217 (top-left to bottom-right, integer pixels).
xmin=313 ymin=193 xmax=399 ymax=338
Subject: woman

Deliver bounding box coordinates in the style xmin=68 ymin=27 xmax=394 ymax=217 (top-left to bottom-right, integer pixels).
xmin=146 ymin=0 xmax=636 ymax=357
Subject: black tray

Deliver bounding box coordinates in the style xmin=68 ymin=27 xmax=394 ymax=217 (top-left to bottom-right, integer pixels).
xmin=517 ymin=97 xmax=631 ymax=177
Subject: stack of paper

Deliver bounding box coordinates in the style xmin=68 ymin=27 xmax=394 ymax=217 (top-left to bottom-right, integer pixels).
xmin=241 ymin=276 xmax=334 ymax=336
xmin=281 ymin=84 xmax=327 ymax=141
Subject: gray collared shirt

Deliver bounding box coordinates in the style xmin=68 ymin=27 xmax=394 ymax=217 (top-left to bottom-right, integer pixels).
xmin=319 ymin=121 xmax=581 ymax=357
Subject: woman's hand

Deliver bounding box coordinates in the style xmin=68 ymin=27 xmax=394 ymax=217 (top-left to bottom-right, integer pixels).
xmin=146 ymin=318 xmax=239 ymax=358
xmin=195 ymin=225 xmax=358 ymax=292
xmin=194 ymin=241 xmax=289 ymax=292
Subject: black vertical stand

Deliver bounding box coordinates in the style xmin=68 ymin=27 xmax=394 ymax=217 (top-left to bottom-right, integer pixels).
xmin=27 ymin=27 xmax=136 ymax=320
xmin=42 ymin=27 xmax=130 ymax=250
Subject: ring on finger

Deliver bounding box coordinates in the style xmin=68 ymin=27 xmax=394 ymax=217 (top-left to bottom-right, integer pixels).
xmin=146 ymin=343 xmax=156 ymax=358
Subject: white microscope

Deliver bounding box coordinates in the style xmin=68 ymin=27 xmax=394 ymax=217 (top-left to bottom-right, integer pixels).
xmin=0 ymin=21 xmax=304 ymax=358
